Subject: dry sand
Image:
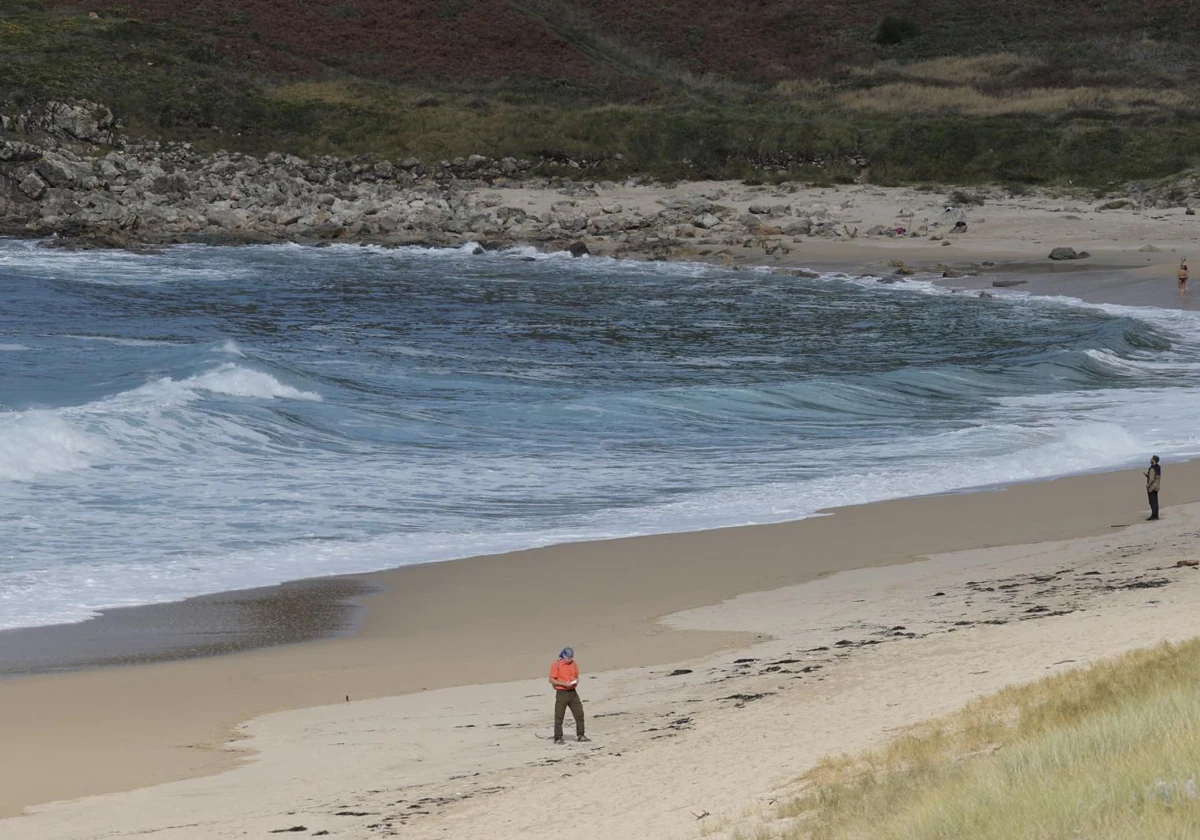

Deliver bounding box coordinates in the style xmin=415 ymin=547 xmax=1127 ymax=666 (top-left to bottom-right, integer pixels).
xmin=498 ymin=179 xmax=1200 ymax=308
xmin=4 ymin=180 xmax=1200 ymax=837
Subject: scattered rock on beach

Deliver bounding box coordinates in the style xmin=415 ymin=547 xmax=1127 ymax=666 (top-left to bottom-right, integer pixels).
xmin=1048 ymin=247 xmax=1090 ymax=260
xmin=992 ymin=279 xmax=1028 ymax=288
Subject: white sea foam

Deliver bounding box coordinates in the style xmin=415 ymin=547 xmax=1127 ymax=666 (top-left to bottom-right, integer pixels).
xmin=184 ymin=365 xmax=322 ymax=401
xmin=0 ymin=343 xmax=29 ymax=351
xmin=0 ymin=411 xmax=109 ymax=481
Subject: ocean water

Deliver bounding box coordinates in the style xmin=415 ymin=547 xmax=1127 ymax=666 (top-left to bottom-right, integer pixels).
xmin=2 ymin=238 xmax=1199 ymax=631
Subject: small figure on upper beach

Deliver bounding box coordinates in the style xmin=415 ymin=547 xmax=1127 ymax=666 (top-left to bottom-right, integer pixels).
xmin=1178 ymin=258 xmax=1189 ymax=297
xmin=549 ymin=646 xmax=588 ymax=744
xmin=1145 ymin=455 xmax=1161 ymax=521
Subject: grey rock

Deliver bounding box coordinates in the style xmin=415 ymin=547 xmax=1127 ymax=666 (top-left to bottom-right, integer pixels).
xmin=36 ymin=156 xmax=81 ymax=188
xmin=151 ymin=173 xmax=191 ymax=195
xmin=992 ymin=279 xmax=1028 ymax=287
xmin=0 ymin=140 xmax=44 ymax=162
xmin=50 ymin=101 xmax=116 ymax=142
xmin=1048 ymin=247 xmax=1089 ymax=260
xmin=19 ymin=174 xmax=47 ymax=200
xmin=568 ymin=241 xmax=590 ymax=257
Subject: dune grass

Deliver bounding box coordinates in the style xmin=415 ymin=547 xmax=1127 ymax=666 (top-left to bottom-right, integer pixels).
xmin=757 ymin=639 xmax=1200 ymax=840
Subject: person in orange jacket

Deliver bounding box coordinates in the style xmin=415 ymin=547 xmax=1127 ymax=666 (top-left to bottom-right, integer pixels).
xmin=549 ymin=647 xmax=588 ymax=744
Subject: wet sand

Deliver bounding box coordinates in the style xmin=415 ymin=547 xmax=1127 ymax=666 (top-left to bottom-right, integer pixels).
xmin=0 ymin=578 xmax=372 ymax=676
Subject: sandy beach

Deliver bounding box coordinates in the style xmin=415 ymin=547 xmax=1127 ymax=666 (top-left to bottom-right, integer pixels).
xmin=498 ymin=178 xmax=1200 ymax=310
xmin=4 ymin=182 xmax=1200 ymax=838
xmin=9 ymin=468 xmax=1200 ymax=839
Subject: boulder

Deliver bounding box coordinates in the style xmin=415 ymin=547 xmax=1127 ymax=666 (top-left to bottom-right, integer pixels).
xmin=568 ymin=241 xmax=590 ymax=257
xmin=992 ymin=279 xmax=1028 ymax=288
xmin=1048 ymin=247 xmax=1089 ymax=260
xmin=19 ymin=174 xmax=46 ymax=200
xmin=36 ymin=156 xmax=82 ymax=188
xmin=48 ymin=101 xmax=117 ymax=142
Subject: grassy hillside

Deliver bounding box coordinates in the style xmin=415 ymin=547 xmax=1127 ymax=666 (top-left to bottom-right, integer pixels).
xmin=3 ymin=0 xmax=1200 ymax=185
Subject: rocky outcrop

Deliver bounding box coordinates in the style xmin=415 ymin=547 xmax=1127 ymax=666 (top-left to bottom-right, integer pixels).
xmin=13 ymin=100 xmax=120 ymax=145
xmin=0 ymin=100 xmax=869 ymax=255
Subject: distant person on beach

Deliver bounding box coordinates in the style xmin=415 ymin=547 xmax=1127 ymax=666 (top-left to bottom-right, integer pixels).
xmin=1178 ymin=259 xmax=1189 ymax=296
xmin=1146 ymin=455 xmax=1161 ymax=521
xmin=549 ymin=647 xmax=588 ymax=744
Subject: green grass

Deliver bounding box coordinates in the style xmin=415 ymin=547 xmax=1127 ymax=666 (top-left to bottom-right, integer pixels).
xmin=2 ymin=4 xmax=1200 ymax=186
xmin=758 ymin=639 xmax=1200 ymax=840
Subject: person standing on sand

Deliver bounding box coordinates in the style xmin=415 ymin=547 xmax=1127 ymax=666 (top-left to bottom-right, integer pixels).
xmin=1178 ymin=259 xmax=1189 ymax=296
xmin=549 ymin=647 xmax=588 ymax=744
xmin=1146 ymin=455 xmax=1161 ymax=521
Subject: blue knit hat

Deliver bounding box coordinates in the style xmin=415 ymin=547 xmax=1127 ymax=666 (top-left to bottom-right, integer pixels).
xmin=560 ymin=647 xmax=574 ymax=659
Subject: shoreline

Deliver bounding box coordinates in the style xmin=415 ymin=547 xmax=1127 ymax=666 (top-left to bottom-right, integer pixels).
xmin=0 ymin=455 xmax=1174 ymax=677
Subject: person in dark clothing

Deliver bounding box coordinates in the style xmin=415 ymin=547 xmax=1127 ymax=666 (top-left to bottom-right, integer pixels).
xmin=1145 ymin=455 xmax=1161 ymax=521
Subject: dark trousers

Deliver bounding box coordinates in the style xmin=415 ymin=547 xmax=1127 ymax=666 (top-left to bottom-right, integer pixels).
xmin=554 ymin=689 xmax=584 ymax=740
xmin=1149 ymin=491 xmax=1159 ymax=519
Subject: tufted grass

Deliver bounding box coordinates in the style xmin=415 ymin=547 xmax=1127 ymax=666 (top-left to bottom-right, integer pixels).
xmin=762 ymin=639 xmax=1200 ymax=840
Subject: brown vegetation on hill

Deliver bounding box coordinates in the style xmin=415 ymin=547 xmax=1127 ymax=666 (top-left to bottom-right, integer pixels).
xmin=40 ymin=0 xmax=603 ymax=82
xmin=49 ymin=0 xmax=1200 ymax=85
